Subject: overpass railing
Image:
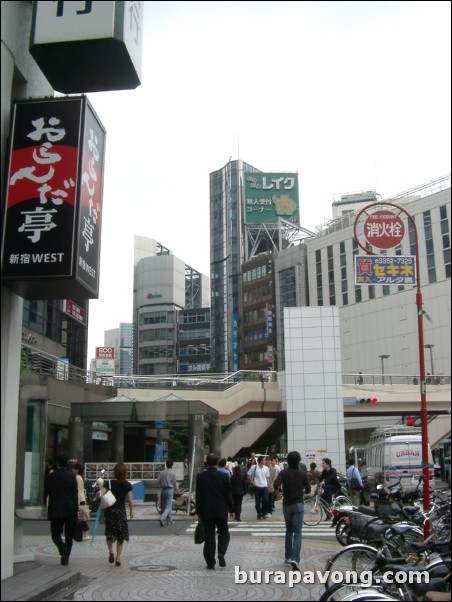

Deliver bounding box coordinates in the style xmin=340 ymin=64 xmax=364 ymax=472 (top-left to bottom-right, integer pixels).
xmin=343 ymin=373 xmax=451 ymax=386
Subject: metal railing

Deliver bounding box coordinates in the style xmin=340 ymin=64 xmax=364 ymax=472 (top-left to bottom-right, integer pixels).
xmin=20 ymin=344 xmax=450 ymax=390
xmin=343 ymin=373 xmax=451 ymax=386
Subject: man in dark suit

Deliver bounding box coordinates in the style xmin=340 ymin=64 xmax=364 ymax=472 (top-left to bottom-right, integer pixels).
xmin=44 ymin=453 xmax=78 ymax=565
xmin=195 ymin=453 xmax=235 ymax=570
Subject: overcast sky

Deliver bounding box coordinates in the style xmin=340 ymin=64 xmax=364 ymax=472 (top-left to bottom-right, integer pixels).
xmin=85 ymin=0 xmax=451 ymax=366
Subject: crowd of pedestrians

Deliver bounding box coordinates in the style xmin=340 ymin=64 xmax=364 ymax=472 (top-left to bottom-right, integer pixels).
xmin=42 ymin=450 xmax=353 ymax=573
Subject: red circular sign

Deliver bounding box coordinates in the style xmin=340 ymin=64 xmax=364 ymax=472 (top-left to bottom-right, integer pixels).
xmin=363 ymin=210 xmax=405 ymax=249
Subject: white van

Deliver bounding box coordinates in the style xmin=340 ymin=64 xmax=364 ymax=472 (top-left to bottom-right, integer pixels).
xmin=365 ymin=428 xmax=433 ymax=487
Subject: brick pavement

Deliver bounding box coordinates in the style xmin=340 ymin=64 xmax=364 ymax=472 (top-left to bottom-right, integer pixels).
xmin=2 ymin=497 xmax=341 ymax=601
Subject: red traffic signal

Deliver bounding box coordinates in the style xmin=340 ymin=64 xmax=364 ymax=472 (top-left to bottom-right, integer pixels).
xmin=357 ymin=397 xmax=378 ymax=404
xmin=406 ymin=417 xmax=415 ymax=426
xmin=370 ymin=397 xmax=378 ymax=404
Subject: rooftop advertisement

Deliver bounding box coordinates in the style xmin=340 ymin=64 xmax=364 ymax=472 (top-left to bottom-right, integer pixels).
xmin=244 ymin=172 xmax=299 ymax=225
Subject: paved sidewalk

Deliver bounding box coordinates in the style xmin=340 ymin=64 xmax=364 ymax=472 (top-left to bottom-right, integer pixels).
xmin=2 ymin=497 xmax=340 ymax=601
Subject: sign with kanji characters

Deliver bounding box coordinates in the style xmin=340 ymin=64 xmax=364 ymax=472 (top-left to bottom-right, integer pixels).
xmin=355 ymin=256 xmax=416 ymax=286
xmin=244 ymin=172 xmax=299 ymax=225
xmin=30 ymin=1 xmax=143 ymax=93
xmin=363 ymin=210 xmax=405 ymax=250
xmin=95 ymin=346 xmax=115 ymax=375
xmin=63 ymin=299 xmax=88 ymax=326
xmin=1 ymin=96 xmax=105 ymax=299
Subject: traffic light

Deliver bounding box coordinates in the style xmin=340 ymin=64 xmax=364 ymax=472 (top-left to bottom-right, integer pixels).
xmin=357 ymin=397 xmax=378 ymax=404
xmin=406 ymin=417 xmax=415 ymax=426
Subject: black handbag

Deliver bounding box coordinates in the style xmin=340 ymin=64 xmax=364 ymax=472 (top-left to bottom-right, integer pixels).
xmin=73 ymin=518 xmax=84 ymax=542
xmin=194 ymin=520 xmax=205 ymax=544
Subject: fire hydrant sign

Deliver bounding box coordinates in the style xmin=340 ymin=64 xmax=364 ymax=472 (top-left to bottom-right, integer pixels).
xmin=363 ymin=210 xmax=405 ymax=250
xmin=355 ymin=255 xmax=416 ymax=285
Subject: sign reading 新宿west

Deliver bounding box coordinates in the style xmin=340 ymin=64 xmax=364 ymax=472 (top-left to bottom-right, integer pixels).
xmin=244 ymin=172 xmax=299 ymax=225
xmin=1 ymin=97 xmax=105 ymax=299
xmin=30 ymin=1 xmax=143 ymax=93
xmin=355 ymin=256 xmax=416 ymax=286
xmin=363 ymin=210 xmax=405 ymax=250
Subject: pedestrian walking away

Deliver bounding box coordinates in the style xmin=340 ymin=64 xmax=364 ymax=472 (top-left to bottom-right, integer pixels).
xmin=195 ymin=453 xmax=235 ymax=570
xmin=100 ymin=462 xmax=134 ymax=567
xmin=157 ymin=459 xmax=180 ymax=526
xmin=44 ymin=453 xmax=78 ymax=566
xmin=230 ymin=464 xmax=247 ymax=521
xmin=346 ymin=457 xmax=364 ymax=506
xmin=70 ymin=462 xmax=91 ymax=539
xmin=273 ymin=450 xmax=311 ymax=572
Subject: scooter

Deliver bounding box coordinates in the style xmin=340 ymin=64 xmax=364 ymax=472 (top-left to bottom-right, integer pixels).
xmin=86 ymin=468 xmax=106 ymax=517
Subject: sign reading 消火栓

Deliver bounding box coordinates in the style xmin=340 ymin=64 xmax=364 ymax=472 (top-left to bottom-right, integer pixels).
xmin=1 ymin=96 xmax=105 ymax=299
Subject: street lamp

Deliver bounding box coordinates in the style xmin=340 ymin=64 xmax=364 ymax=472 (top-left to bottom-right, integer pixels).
xmin=379 ymin=354 xmax=390 ymax=385
xmin=424 ymin=344 xmax=434 ymax=378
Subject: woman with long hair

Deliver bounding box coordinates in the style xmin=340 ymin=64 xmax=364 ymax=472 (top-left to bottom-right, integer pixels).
xmin=100 ymin=462 xmax=134 ymax=566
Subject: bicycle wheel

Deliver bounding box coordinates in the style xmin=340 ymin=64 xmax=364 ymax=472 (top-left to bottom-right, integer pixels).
xmin=303 ymin=496 xmax=323 ymax=525
xmin=333 ymin=495 xmax=352 ymax=509
xmin=335 ymin=517 xmax=351 ymax=546
xmin=320 ymin=582 xmax=394 ymax=601
xmin=323 ymin=543 xmax=379 ymax=589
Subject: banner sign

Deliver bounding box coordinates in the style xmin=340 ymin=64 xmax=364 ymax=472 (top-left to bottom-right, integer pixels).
xmin=63 ymin=299 xmax=88 ymax=326
xmin=355 ymin=255 xmax=416 ymax=285
xmin=1 ymin=96 xmax=105 ymax=299
xmin=244 ymin=172 xmax=299 ymax=225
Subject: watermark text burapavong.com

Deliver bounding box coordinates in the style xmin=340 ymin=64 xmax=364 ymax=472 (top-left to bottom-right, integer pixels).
xmin=235 ymin=567 xmax=430 ymax=588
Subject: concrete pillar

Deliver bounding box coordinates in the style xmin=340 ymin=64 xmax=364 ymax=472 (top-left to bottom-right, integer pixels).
xmin=209 ymin=420 xmax=221 ymax=458
xmin=68 ymin=416 xmax=84 ymax=461
xmin=110 ymin=423 xmax=124 ymax=462
xmin=188 ymin=414 xmax=205 ymax=478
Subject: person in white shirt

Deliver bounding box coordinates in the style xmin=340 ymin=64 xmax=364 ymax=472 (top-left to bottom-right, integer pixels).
xmin=248 ymin=457 xmax=270 ymax=519
xmin=346 ymin=458 xmax=364 ymax=506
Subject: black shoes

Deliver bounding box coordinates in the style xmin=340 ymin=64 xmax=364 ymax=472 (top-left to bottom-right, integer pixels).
xmin=60 ymin=548 xmax=69 ymax=566
xmin=218 ymin=553 xmax=226 ymax=567
xmin=206 ymin=564 xmax=215 ymax=570
xmin=109 ymin=552 xmax=114 ymax=564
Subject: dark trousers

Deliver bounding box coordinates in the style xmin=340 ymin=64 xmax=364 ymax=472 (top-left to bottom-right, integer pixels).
xmin=254 ymin=486 xmax=270 ymax=517
xmin=50 ymin=516 xmax=77 ymax=557
xmin=232 ymin=494 xmax=243 ymax=520
xmin=202 ymin=517 xmax=230 ymax=567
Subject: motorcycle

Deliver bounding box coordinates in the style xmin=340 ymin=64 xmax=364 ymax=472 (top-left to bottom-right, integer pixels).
xmin=155 ymin=488 xmax=196 ymax=516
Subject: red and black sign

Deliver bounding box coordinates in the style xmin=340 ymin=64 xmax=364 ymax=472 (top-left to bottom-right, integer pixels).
xmin=1 ymin=96 xmax=105 ymax=299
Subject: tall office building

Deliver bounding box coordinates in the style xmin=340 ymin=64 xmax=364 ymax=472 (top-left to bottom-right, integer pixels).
xmin=210 ymin=160 xmax=260 ymax=372
xmin=133 ymin=236 xmax=209 ymax=375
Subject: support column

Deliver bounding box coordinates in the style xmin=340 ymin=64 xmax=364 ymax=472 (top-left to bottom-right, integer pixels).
xmin=209 ymin=420 xmax=221 ymax=458
xmin=188 ymin=414 xmax=205 ymax=478
xmin=110 ymin=423 xmax=124 ymax=462
xmin=68 ymin=416 xmax=84 ymax=462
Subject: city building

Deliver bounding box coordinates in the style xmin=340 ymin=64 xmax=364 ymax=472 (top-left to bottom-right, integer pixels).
xmin=104 ymin=323 xmax=133 ymax=375
xmin=133 ymin=236 xmax=210 ymax=375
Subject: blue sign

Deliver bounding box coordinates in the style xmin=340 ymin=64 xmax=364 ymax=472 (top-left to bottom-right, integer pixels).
xmin=355 ymin=256 xmax=416 ymax=285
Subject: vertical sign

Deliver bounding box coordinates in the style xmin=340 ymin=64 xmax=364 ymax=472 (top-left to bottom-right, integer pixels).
xmin=232 ymin=312 xmax=239 ymax=372
xmin=76 ymin=100 xmax=106 ymax=295
xmin=1 ymin=96 xmax=105 ymax=299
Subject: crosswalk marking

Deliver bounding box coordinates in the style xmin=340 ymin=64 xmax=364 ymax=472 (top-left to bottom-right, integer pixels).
xmin=186 ymin=522 xmax=336 ymax=539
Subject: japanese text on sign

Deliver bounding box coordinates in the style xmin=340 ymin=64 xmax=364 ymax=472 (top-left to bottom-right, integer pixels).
xmin=355 ymin=256 xmax=416 ymax=285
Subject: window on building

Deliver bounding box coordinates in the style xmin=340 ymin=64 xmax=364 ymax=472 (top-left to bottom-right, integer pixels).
xmin=423 ymin=210 xmax=436 ymax=283
xmin=440 ymin=205 xmax=451 ymax=279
